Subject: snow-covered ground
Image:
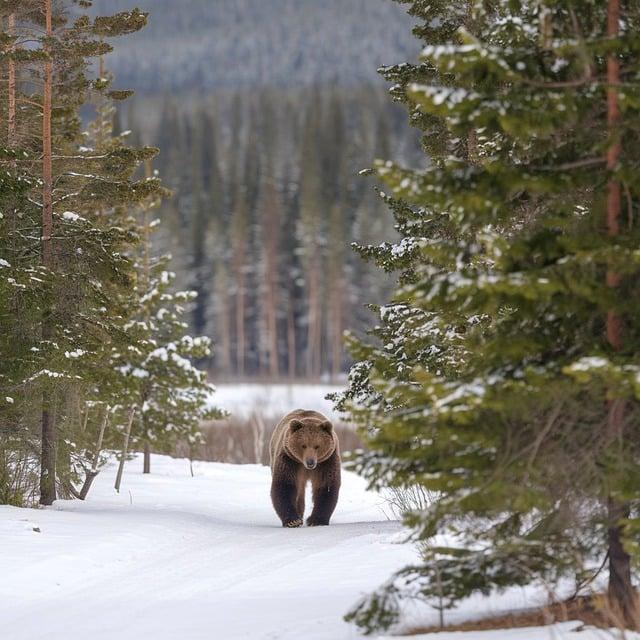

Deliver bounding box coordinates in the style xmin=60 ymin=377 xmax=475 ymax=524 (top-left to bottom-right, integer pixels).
xmin=212 ymin=383 xmax=345 ymax=421
xmin=0 ymin=455 xmax=632 ymax=640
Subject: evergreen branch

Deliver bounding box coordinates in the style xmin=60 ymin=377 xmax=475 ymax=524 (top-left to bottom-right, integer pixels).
xmin=519 ymin=72 xmax=594 ymax=89
xmin=534 ymin=157 xmax=606 ymax=172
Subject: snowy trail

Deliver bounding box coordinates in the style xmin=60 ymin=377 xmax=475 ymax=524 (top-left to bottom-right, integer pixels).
xmin=0 ymin=455 xmax=416 ymax=640
xmin=2 ymin=455 xmax=631 ymax=640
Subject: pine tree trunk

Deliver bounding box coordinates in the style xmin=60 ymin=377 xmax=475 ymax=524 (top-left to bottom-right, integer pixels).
xmin=328 ymin=204 xmax=343 ymax=380
xmin=8 ymin=12 xmax=16 ymax=147
xmin=605 ymin=0 xmax=635 ymax=625
xmin=42 ymin=0 xmax=53 ymax=267
xmin=216 ymin=264 xmax=232 ymax=375
xmin=331 ymin=286 xmax=342 ymax=380
xmin=143 ymin=440 xmax=151 ymax=474
xmin=140 ymin=162 xmax=153 ymax=476
xmin=287 ymin=295 xmax=296 ymax=380
xmin=39 ymin=0 xmax=56 ymax=507
xmin=608 ymin=497 xmax=635 ymax=624
xmin=236 ymin=269 xmax=245 ymax=377
xmin=266 ymin=256 xmax=279 ymax=378
xmin=114 ymin=407 xmax=136 ymax=493
xmin=233 ymin=213 xmax=246 ymax=378
xmin=306 ymin=254 xmax=321 ymax=379
xmin=264 ymin=180 xmax=280 ymax=379
xmin=39 ymin=407 xmax=56 ymax=504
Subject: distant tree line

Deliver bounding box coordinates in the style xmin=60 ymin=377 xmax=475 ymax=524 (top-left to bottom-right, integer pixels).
xmin=89 ymin=0 xmax=417 ymax=91
xmin=128 ymin=87 xmax=420 ymax=379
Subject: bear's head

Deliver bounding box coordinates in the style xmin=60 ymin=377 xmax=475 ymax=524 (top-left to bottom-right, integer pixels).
xmin=285 ymin=416 xmax=335 ymax=470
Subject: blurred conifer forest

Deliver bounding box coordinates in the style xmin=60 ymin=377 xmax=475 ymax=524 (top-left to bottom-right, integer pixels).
xmin=124 ymin=88 xmax=421 ymax=379
xmin=91 ymin=0 xmax=422 ymax=379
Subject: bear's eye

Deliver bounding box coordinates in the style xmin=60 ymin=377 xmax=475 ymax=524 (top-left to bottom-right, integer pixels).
xmin=302 ymin=445 xmax=307 ymax=449
xmin=314 ymin=446 xmax=319 ymax=450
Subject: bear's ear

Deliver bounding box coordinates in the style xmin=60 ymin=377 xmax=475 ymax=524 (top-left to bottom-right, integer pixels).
xmin=320 ymin=420 xmax=333 ymax=433
xmin=290 ymin=419 xmax=304 ymax=432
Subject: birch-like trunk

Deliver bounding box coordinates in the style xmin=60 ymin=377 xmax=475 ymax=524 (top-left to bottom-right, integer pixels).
xmin=114 ymin=407 xmax=137 ymax=493
xmin=79 ymin=406 xmax=110 ymax=500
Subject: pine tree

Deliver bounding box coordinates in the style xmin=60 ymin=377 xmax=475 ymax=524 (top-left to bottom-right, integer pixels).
xmin=0 ymin=2 xmax=168 ymax=505
xmin=341 ymin=0 xmax=640 ymax=632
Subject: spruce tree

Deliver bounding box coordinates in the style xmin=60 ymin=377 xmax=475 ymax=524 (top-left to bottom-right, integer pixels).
xmin=110 ymin=178 xmax=225 ymax=474
xmin=341 ymin=0 xmax=640 ymax=632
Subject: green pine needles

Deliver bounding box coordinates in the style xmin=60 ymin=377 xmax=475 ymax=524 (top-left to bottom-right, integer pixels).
xmin=340 ymin=0 xmax=640 ymax=632
xmin=0 ymin=1 xmax=221 ymax=504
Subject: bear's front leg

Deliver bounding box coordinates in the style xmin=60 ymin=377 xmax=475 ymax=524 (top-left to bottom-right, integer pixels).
xmin=271 ymin=454 xmax=304 ymax=527
xmin=307 ymin=483 xmax=339 ymax=526
xmin=271 ymin=478 xmax=302 ymax=527
xmin=307 ymin=458 xmax=340 ymax=527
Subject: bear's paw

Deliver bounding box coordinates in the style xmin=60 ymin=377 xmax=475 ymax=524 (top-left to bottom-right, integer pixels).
xmin=283 ymin=518 xmax=303 ymax=528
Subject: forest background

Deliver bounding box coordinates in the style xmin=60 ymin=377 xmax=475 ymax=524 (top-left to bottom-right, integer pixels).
xmin=91 ymin=0 xmax=422 ymax=380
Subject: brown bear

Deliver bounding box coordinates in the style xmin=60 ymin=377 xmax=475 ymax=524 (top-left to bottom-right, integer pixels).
xmin=269 ymin=409 xmax=341 ymax=528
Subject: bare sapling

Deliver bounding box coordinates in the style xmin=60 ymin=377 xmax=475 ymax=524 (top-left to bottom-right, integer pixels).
xmin=79 ymin=405 xmax=110 ymax=499
xmin=114 ymin=407 xmax=137 ymax=493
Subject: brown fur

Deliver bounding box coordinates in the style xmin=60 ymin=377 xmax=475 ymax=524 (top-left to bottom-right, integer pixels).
xmin=269 ymin=409 xmax=341 ymax=527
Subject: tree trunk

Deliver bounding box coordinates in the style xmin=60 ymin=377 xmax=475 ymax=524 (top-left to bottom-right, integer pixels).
xmin=39 ymin=407 xmax=56 ymax=505
xmin=114 ymin=407 xmax=136 ymax=493
xmin=42 ymin=0 xmax=53 ymax=267
xmin=263 ymin=179 xmax=280 ymax=379
xmin=287 ymin=293 xmax=296 ymax=380
xmin=216 ymin=263 xmax=232 ymax=375
xmin=331 ymin=284 xmax=342 ymax=380
xmin=79 ymin=406 xmax=109 ymax=500
xmin=328 ymin=204 xmax=344 ymax=380
xmin=236 ymin=268 xmax=245 ymax=377
xmin=143 ymin=440 xmax=151 ymax=474
xmin=8 ymin=12 xmax=16 ymax=147
xmin=605 ymin=0 xmax=635 ymax=625
xmin=306 ymin=253 xmax=322 ymax=379
xmin=39 ymin=0 xmax=56 ymax=507
xmin=233 ymin=212 xmax=246 ymax=378
xmin=608 ymin=498 xmax=635 ymax=624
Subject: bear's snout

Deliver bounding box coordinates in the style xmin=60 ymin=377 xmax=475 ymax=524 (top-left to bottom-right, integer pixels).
xmin=305 ymin=458 xmax=317 ymax=470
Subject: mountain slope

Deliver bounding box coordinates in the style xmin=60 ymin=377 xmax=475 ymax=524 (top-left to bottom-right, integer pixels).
xmin=89 ymin=0 xmax=418 ymax=91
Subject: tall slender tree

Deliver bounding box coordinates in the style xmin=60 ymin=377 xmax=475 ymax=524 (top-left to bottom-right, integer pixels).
xmin=39 ymin=0 xmax=56 ymax=506
xmin=261 ymin=175 xmax=281 ymax=378
xmin=604 ymin=0 xmax=633 ymax=621
xmin=298 ymin=100 xmax=324 ymax=378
